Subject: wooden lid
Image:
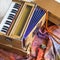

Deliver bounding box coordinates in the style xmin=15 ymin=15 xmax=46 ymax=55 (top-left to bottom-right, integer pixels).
xmin=35 ymin=0 xmax=60 ymax=18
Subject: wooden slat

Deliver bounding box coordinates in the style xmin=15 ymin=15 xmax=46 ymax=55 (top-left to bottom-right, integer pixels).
xmin=10 ymin=2 xmax=35 ymax=39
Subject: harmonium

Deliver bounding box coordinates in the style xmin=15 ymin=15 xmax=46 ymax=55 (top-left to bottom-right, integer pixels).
xmin=0 ymin=0 xmax=60 ymax=57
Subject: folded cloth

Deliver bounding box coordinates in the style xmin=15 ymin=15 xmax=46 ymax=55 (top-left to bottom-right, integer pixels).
xmin=44 ymin=25 xmax=60 ymax=60
xmin=36 ymin=48 xmax=44 ymax=60
xmin=50 ymin=28 xmax=60 ymax=60
xmin=29 ymin=26 xmax=49 ymax=59
xmin=0 ymin=49 xmax=25 ymax=60
xmin=44 ymin=39 xmax=55 ymax=60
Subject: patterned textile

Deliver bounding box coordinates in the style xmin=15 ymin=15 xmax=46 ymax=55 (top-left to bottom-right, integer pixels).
xmin=44 ymin=25 xmax=60 ymax=60
xmin=27 ymin=26 xmax=49 ymax=60
xmin=36 ymin=48 xmax=44 ymax=60
xmin=0 ymin=49 xmax=25 ymax=60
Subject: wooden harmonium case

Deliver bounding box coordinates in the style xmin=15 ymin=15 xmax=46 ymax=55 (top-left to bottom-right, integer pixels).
xmin=9 ymin=2 xmax=35 ymax=40
xmin=0 ymin=0 xmax=46 ymax=51
xmin=9 ymin=3 xmax=46 ymax=49
xmin=10 ymin=4 xmax=46 ymax=40
xmin=35 ymin=0 xmax=60 ymax=26
xmin=0 ymin=1 xmax=24 ymax=35
xmin=0 ymin=43 xmax=27 ymax=58
xmin=0 ymin=0 xmax=25 ymax=49
xmin=21 ymin=6 xmax=46 ymax=48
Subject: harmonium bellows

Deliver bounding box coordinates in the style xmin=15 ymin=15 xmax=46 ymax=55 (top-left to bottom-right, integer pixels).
xmin=0 ymin=0 xmax=46 ymax=53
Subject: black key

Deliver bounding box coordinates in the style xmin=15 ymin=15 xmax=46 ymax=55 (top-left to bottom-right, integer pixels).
xmin=8 ymin=16 xmax=13 ymax=19
xmin=11 ymin=9 xmax=17 ymax=14
xmin=7 ymin=14 xmax=15 ymax=20
xmin=2 ymin=27 xmax=8 ymax=31
xmin=2 ymin=26 xmax=8 ymax=30
xmin=9 ymin=14 xmax=14 ymax=18
xmin=3 ymin=26 xmax=9 ymax=28
xmin=13 ymin=3 xmax=20 ymax=9
xmin=2 ymin=25 xmax=9 ymax=31
xmin=1 ymin=29 xmax=7 ymax=33
xmin=8 ymin=15 xmax=14 ymax=20
xmin=5 ymin=21 xmax=11 ymax=25
xmin=7 ymin=16 xmax=13 ymax=20
xmin=15 ymin=3 xmax=20 ymax=6
xmin=6 ymin=21 xmax=11 ymax=24
xmin=9 ymin=14 xmax=15 ymax=17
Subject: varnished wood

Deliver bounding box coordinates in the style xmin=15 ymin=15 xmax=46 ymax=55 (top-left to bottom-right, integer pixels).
xmin=35 ymin=0 xmax=60 ymax=25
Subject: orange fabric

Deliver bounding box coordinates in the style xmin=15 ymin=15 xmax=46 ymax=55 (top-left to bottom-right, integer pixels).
xmin=36 ymin=48 xmax=44 ymax=60
xmin=10 ymin=56 xmax=15 ymax=60
xmin=45 ymin=12 xmax=60 ymax=44
xmin=9 ymin=53 xmax=15 ymax=60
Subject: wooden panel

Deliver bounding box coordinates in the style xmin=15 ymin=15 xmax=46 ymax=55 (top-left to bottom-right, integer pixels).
xmin=35 ymin=0 xmax=60 ymax=26
xmin=48 ymin=12 xmax=60 ymax=26
xmin=10 ymin=2 xmax=35 ymax=39
xmin=0 ymin=43 xmax=27 ymax=56
xmin=35 ymin=0 xmax=60 ymax=18
xmin=0 ymin=33 xmax=22 ymax=49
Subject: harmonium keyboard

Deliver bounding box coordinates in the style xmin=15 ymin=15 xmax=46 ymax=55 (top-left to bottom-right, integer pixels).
xmin=0 ymin=0 xmax=46 ymax=54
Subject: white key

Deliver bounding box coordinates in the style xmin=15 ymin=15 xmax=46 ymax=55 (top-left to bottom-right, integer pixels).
xmin=0 ymin=2 xmax=15 ymax=33
xmin=0 ymin=2 xmax=21 ymax=34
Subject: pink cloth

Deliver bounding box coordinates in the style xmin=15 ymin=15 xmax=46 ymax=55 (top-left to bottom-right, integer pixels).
xmin=44 ymin=25 xmax=60 ymax=60
xmin=0 ymin=49 xmax=24 ymax=60
xmin=31 ymin=28 xmax=48 ymax=58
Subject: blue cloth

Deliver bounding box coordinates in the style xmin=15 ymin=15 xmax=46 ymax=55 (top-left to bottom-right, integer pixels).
xmin=23 ymin=6 xmax=45 ymax=39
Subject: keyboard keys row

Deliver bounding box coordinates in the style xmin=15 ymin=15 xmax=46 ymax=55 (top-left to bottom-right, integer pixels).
xmin=13 ymin=3 xmax=21 ymax=9
xmin=0 ymin=2 xmax=21 ymax=34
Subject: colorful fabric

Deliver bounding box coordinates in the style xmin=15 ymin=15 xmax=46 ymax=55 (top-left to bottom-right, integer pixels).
xmin=44 ymin=25 xmax=60 ymax=60
xmin=29 ymin=26 xmax=49 ymax=60
xmin=0 ymin=49 xmax=25 ymax=60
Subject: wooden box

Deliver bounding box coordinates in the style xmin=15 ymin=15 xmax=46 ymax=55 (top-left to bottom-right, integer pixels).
xmin=0 ymin=0 xmax=46 ymax=54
